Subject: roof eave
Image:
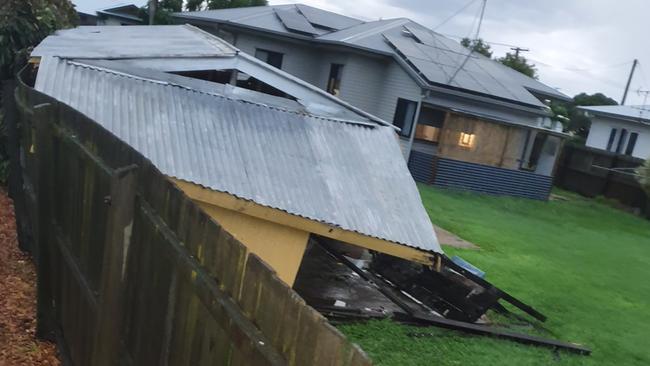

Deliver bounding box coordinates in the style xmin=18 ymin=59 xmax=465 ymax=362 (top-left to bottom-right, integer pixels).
xmin=173 ymin=15 xmax=552 ymax=117
xmin=578 ymin=107 xmax=650 ymax=126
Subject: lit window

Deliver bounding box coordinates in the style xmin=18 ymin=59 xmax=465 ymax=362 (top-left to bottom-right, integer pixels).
xmin=458 ymin=132 xmax=475 ymax=148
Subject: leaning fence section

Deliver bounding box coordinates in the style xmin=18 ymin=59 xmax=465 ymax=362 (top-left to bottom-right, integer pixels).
xmin=11 ymin=71 xmax=371 ymax=366
xmin=555 ymin=144 xmax=649 ymax=218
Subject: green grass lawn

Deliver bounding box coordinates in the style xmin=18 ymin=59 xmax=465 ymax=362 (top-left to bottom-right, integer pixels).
xmin=339 ymin=186 xmax=650 ymax=366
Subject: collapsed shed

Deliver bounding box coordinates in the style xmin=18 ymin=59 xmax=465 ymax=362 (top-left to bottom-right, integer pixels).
xmin=31 ymin=25 xmax=440 ymax=286
xmin=28 ymin=25 xmax=589 ymax=354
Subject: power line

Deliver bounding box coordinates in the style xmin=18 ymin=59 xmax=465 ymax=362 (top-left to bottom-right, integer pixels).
xmin=448 ymin=0 xmax=487 ymax=84
xmin=433 ymin=0 xmax=478 ymax=30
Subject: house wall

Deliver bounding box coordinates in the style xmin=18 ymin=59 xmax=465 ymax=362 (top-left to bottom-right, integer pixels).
xmin=437 ymin=113 xmax=527 ymax=169
xmin=233 ymin=32 xmax=324 ymax=86
xmin=197 ymin=202 xmax=310 ymax=286
xmin=214 ymin=29 xmax=423 ymax=125
xmin=586 ymin=117 xmax=650 ymax=159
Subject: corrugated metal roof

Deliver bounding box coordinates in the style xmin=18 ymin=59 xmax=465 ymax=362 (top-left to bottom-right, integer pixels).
xmin=75 ymin=58 xmax=375 ymax=123
xmin=579 ymin=105 xmax=650 ymax=125
xmin=31 ymin=25 xmax=389 ymax=126
xmin=34 ymin=56 xmax=441 ymax=253
xmin=31 ymin=24 xmax=237 ymax=59
xmin=173 ymin=5 xmax=569 ymax=107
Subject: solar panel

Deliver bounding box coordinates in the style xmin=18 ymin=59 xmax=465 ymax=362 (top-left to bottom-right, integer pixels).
xmin=403 ymin=25 xmax=437 ymax=46
xmin=384 ymin=34 xmax=545 ymax=106
xmin=274 ymin=8 xmax=318 ymax=35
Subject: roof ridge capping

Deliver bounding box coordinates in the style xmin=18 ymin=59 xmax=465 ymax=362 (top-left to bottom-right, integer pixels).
xmin=62 ymin=57 xmax=379 ymax=128
xmin=182 ymin=23 xmax=240 ymax=54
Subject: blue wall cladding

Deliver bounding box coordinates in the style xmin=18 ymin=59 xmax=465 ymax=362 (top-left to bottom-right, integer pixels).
xmin=409 ymin=152 xmax=553 ymax=200
xmin=408 ymin=150 xmax=436 ymax=184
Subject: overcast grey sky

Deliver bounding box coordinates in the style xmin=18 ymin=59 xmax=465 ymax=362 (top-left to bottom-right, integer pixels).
xmin=269 ymin=0 xmax=650 ymax=105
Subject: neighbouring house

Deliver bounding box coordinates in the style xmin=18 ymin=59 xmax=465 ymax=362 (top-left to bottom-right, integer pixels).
xmin=73 ymin=0 xmax=146 ymax=25
xmin=30 ymin=25 xmax=440 ymax=286
xmin=581 ymin=105 xmax=650 ymax=160
xmin=173 ymin=4 xmax=571 ymax=200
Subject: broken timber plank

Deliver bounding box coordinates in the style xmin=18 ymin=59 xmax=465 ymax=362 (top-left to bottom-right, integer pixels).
xmin=395 ymin=312 xmax=591 ymax=355
xmin=441 ymin=255 xmax=547 ymax=322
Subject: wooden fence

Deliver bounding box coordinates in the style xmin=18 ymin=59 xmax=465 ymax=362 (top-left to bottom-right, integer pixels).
xmin=11 ymin=70 xmax=372 ymax=365
xmin=555 ymin=144 xmax=649 ymax=218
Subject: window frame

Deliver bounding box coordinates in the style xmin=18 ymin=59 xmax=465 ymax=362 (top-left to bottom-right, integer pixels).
xmin=392 ymin=98 xmax=417 ymax=138
xmin=254 ymin=48 xmax=284 ymax=69
xmin=606 ymin=128 xmax=617 ymax=151
xmin=615 ymin=128 xmax=628 ymax=154
xmin=625 ymin=132 xmax=638 ymax=156
xmin=326 ymin=63 xmax=344 ymax=95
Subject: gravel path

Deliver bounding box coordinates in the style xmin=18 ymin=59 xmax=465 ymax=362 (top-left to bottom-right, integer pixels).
xmin=0 ymin=188 xmax=60 ymax=365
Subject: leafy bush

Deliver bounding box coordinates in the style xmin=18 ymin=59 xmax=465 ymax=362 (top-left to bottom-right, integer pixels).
xmin=0 ymin=0 xmax=77 ymax=185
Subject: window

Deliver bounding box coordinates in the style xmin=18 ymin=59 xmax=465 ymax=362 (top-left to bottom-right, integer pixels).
xmin=625 ymin=132 xmax=638 ymax=156
xmin=326 ymin=64 xmax=344 ymax=95
xmin=616 ymin=128 xmax=628 ymax=154
xmin=606 ymin=128 xmax=617 ymax=151
xmin=414 ymin=107 xmax=446 ymax=143
xmin=392 ymin=98 xmax=417 ymax=138
xmin=458 ymin=132 xmax=476 ymax=148
xmin=523 ymin=133 xmax=549 ymax=171
xmin=255 ymin=49 xmax=283 ymax=69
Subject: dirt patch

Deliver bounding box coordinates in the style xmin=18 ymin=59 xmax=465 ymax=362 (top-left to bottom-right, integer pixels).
xmin=434 ymin=225 xmax=479 ymax=249
xmin=0 ymin=188 xmax=60 ymax=366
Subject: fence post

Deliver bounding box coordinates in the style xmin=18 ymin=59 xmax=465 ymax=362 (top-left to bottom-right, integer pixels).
xmin=91 ymin=164 xmax=138 ymax=366
xmin=33 ymin=102 xmax=56 ymax=339
xmin=3 ymin=79 xmax=32 ymax=252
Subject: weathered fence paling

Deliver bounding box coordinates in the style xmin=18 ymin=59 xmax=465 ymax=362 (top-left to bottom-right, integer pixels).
xmin=555 ymin=144 xmax=648 ymax=218
xmin=12 ymin=69 xmax=372 ymax=365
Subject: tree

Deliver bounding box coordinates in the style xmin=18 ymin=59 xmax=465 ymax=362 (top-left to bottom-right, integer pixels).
xmin=497 ymin=52 xmax=538 ymax=79
xmin=0 ymin=0 xmax=77 ymax=80
xmin=185 ymin=0 xmax=267 ymax=11
xmin=140 ymin=0 xmax=183 ymax=24
xmin=460 ymin=37 xmax=492 ymax=58
xmin=0 ymin=0 xmax=77 ymax=184
xmin=566 ymin=92 xmax=618 ymax=138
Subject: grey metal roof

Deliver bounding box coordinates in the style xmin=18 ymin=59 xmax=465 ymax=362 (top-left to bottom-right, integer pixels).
xmin=173 ymin=5 xmax=569 ymax=108
xmin=579 ymin=105 xmax=650 ymax=125
xmin=31 ymin=24 xmax=237 ymax=59
xmin=31 ymin=25 xmax=388 ymax=125
xmin=295 ymin=4 xmax=363 ymax=30
xmin=34 ymin=56 xmax=441 ymax=253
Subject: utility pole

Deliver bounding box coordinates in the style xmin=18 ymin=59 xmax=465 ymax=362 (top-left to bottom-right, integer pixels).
xmin=148 ymin=0 xmax=156 ymax=25
xmin=510 ymin=47 xmax=530 ymax=60
xmin=621 ymin=59 xmax=638 ymax=105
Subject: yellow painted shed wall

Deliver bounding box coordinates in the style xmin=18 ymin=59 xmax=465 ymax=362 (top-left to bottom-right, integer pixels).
xmin=197 ymin=202 xmax=310 ymax=286
xmin=174 ymin=179 xmax=435 ymax=279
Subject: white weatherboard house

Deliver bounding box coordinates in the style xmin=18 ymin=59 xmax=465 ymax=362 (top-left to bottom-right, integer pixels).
xmin=582 ymin=105 xmax=650 ymax=160
xmin=173 ymin=4 xmax=570 ymax=200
